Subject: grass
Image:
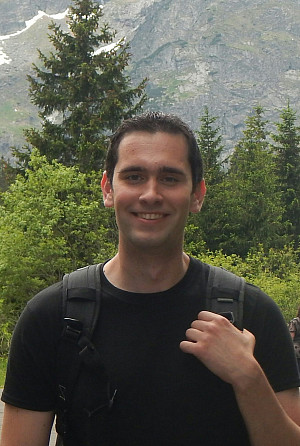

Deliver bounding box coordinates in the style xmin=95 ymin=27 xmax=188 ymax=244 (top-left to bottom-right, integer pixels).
xmin=0 ymin=357 xmax=7 ymax=387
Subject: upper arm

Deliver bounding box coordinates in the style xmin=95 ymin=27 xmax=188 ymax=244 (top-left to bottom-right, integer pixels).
xmin=276 ymin=388 xmax=300 ymax=426
xmin=0 ymin=403 xmax=54 ymax=446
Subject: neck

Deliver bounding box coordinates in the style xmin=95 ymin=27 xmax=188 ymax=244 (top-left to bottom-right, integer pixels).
xmin=104 ymin=247 xmax=190 ymax=293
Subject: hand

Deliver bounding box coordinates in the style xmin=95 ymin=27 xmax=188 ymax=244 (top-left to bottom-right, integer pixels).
xmin=180 ymin=311 xmax=256 ymax=386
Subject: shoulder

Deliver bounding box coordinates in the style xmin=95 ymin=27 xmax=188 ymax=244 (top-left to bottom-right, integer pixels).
xmin=14 ymin=281 xmax=63 ymax=338
xmin=28 ymin=280 xmax=62 ymax=313
xmin=188 ymin=257 xmax=210 ymax=281
xmin=243 ymin=281 xmax=286 ymax=327
xmin=28 ymin=281 xmax=62 ymax=310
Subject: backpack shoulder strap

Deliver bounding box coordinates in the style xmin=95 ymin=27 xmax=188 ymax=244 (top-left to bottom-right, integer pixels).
xmin=205 ymin=265 xmax=245 ymax=330
xmin=62 ymin=263 xmax=102 ymax=342
xmin=55 ymin=264 xmax=103 ymax=443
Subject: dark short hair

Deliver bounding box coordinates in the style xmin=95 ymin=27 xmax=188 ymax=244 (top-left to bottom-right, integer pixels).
xmin=105 ymin=112 xmax=204 ymax=191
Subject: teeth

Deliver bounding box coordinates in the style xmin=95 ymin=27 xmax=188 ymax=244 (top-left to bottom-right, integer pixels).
xmin=137 ymin=213 xmax=163 ymax=220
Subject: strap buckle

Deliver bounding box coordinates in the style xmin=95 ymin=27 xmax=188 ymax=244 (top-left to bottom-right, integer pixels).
xmin=219 ymin=311 xmax=235 ymax=324
xmin=63 ymin=317 xmax=83 ymax=341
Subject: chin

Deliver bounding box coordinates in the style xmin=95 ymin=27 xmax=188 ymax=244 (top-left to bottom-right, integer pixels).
xmin=132 ymin=236 xmax=177 ymax=252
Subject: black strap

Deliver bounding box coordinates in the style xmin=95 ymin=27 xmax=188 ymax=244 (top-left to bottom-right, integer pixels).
xmin=63 ymin=264 xmax=102 ymax=337
xmin=206 ymin=265 xmax=245 ymax=330
xmin=56 ymin=264 xmax=103 ymax=443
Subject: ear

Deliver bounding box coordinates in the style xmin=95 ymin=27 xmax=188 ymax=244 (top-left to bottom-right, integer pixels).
xmin=190 ymin=179 xmax=206 ymax=213
xmin=101 ymin=171 xmax=114 ymax=208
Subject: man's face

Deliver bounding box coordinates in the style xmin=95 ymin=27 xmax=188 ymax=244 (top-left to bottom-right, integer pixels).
xmin=102 ymin=131 xmax=205 ymax=253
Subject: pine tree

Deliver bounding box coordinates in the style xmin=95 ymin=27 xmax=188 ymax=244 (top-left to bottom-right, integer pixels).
xmin=189 ymin=107 xmax=225 ymax=254
xmin=229 ymin=105 xmax=269 ymax=173
xmin=195 ymin=106 xmax=224 ymax=186
xmin=224 ymin=106 xmax=287 ymax=256
xmin=14 ymin=0 xmax=147 ymax=172
xmin=202 ymin=106 xmax=287 ymax=257
xmin=271 ymin=103 xmax=300 ymax=245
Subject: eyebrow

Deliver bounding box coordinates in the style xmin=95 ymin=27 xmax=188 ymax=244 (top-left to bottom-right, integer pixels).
xmin=117 ymin=166 xmax=186 ymax=176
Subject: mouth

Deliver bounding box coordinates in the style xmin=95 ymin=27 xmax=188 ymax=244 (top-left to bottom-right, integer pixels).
xmin=135 ymin=213 xmax=166 ymax=220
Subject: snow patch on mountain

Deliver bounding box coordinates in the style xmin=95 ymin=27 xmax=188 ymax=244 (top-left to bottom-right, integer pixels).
xmin=0 ymin=9 xmax=69 ymax=66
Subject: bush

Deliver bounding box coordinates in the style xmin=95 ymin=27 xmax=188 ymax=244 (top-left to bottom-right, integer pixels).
xmin=0 ymin=151 xmax=117 ymax=353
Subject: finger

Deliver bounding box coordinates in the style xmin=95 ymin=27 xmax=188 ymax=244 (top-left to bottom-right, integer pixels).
xmin=197 ymin=310 xmax=219 ymax=321
xmin=241 ymin=329 xmax=256 ymax=346
xmin=190 ymin=319 xmax=205 ymax=330
xmin=180 ymin=340 xmax=198 ymax=354
xmin=198 ymin=311 xmax=239 ymax=331
xmin=198 ymin=311 xmax=231 ymax=324
xmin=185 ymin=327 xmax=203 ymax=342
xmin=189 ymin=314 xmax=232 ymax=336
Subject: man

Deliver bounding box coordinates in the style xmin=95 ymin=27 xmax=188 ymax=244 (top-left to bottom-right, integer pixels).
xmin=1 ymin=112 xmax=300 ymax=446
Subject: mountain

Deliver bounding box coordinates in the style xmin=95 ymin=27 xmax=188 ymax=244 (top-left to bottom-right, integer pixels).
xmin=1 ymin=0 xmax=300 ymax=157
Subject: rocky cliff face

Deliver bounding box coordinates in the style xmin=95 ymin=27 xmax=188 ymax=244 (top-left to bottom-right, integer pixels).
xmin=1 ymin=0 xmax=300 ymax=156
xmin=0 ymin=0 xmax=70 ymax=34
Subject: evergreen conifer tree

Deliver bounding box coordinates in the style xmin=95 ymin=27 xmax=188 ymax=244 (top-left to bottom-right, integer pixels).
xmin=224 ymin=106 xmax=286 ymax=256
xmin=195 ymin=106 xmax=224 ymax=185
xmin=188 ymin=107 xmax=225 ymax=254
xmin=14 ymin=0 xmax=147 ymax=172
xmin=201 ymin=106 xmax=287 ymax=257
xmin=271 ymin=103 xmax=300 ymax=245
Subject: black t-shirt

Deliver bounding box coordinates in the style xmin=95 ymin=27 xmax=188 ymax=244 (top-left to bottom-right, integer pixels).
xmin=2 ymin=258 xmax=300 ymax=445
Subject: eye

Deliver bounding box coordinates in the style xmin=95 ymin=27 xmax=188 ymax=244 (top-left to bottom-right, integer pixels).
xmin=125 ymin=174 xmax=144 ymax=183
xmin=160 ymin=176 xmax=180 ymax=184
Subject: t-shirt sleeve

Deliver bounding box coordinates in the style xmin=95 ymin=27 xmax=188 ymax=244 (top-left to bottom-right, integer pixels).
xmin=244 ymin=283 xmax=300 ymax=393
xmin=1 ymin=282 xmax=63 ymax=411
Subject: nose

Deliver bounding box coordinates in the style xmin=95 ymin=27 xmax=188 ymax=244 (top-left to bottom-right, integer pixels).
xmin=139 ymin=178 xmax=163 ymax=205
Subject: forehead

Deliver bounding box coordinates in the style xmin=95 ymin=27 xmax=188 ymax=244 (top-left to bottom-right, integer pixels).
xmin=116 ymin=131 xmax=190 ymax=166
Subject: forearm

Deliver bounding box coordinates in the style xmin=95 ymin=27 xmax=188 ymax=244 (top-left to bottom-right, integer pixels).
xmin=233 ymin=362 xmax=300 ymax=446
xmin=0 ymin=404 xmax=54 ymax=446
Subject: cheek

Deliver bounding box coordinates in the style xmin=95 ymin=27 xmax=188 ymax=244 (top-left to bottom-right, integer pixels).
xmin=113 ymin=189 xmax=135 ymax=211
xmin=173 ymin=191 xmax=194 ymax=208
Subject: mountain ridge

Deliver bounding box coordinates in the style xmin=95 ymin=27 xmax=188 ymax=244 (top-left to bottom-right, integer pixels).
xmin=1 ymin=0 xmax=300 ymax=157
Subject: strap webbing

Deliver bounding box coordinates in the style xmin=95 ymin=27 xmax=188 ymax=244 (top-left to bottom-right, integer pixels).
xmin=63 ymin=264 xmax=102 ymax=338
xmin=206 ymin=265 xmax=245 ymax=330
xmin=56 ymin=264 xmax=103 ymax=443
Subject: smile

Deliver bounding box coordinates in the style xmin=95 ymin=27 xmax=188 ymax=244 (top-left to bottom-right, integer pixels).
xmin=136 ymin=213 xmax=165 ymax=220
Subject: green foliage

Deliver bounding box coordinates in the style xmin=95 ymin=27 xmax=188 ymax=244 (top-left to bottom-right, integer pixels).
xmin=192 ymin=107 xmax=227 ymax=252
xmin=14 ymin=0 xmax=147 ymax=172
xmin=0 ymin=150 xmax=117 ymax=352
xmin=195 ymin=106 xmax=224 ymax=186
xmin=0 ymin=356 xmax=7 ymax=387
xmin=184 ymin=221 xmax=207 ymax=257
xmin=271 ymin=102 xmax=300 ymax=243
xmin=0 ymin=156 xmax=16 ymax=191
xmin=203 ymin=106 xmax=287 ymax=257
